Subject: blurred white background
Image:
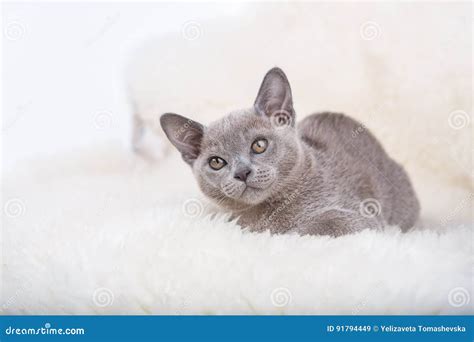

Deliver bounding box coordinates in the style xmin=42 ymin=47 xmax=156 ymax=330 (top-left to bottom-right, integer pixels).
xmin=2 ymin=1 xmax=472 ymax=214
xmin=2 ymin=2 xmax=244 ymax=171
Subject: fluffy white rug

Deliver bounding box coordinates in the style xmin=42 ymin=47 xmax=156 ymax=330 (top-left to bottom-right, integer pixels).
xmin=2 ymin=144 xmax=472 ymax=315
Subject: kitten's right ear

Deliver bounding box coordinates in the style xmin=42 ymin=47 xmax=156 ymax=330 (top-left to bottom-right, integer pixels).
xmin=160 ymin=113 xmax=204 ymax=166
xmin=254 ymin=67 xmax=295 ymax=126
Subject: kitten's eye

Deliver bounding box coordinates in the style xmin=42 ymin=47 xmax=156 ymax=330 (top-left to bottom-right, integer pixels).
xmin=251 ymin=139 xmax=268 ymax=154
xmin=209 ymin=156 xmax=227 ymax=170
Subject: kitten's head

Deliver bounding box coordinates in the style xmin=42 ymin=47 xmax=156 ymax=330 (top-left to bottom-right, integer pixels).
xmin=160 ymin=67 xmax=302 ymax=208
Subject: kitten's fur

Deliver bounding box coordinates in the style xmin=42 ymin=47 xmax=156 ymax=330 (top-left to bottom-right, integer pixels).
xmin=160 ymin=68 xmax=420 ymax=236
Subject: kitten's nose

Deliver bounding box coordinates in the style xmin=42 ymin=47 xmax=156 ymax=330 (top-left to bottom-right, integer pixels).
xmin=234 ymin=168 xmax=251 ymax=182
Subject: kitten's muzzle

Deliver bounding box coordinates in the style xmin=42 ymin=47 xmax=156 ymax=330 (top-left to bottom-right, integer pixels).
xmin=234 ymin=167 xmax=252 ymax=182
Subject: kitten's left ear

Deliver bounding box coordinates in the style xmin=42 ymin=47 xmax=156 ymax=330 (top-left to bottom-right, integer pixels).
xmin=254 ymin=67 xmax=295 ymax=126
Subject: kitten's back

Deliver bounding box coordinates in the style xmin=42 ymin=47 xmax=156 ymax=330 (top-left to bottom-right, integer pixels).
xmin=299 ymin=112 xmax=420 ymax=230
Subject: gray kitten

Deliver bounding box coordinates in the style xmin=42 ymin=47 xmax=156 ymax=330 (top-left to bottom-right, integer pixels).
xmin=160 ymin=67 xmax=420 ymax=236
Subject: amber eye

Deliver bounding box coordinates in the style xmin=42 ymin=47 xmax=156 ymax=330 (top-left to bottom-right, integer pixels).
xmin=209 ymin=156 xmax=227 ymax=170
xmin=251 ymin=139 xmax=268 ymax=154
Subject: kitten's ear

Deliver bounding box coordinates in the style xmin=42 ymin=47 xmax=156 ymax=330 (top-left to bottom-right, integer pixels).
xmin=254 ymin=67 xmax=295 ymax=125
xmin=160 ymin=113 xmax=204 ymax=166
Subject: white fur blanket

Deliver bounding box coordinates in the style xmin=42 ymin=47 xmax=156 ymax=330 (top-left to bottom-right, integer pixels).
xmin=2 ymin=145 xmax=472 ymax=314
